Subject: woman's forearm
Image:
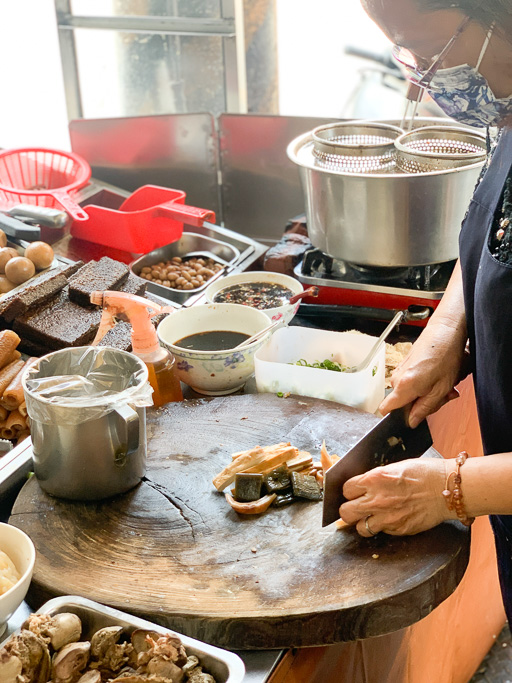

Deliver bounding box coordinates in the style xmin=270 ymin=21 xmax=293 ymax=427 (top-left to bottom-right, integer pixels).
xmin=379 ymin=260 xmax=468 ymax=422
xmin=451 ymin=453 xmax=512 ymax=517
xmin=428 ymin=260 xmax=467 ymax=340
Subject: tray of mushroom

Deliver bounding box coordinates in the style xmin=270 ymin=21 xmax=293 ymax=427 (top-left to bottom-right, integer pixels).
xmin=0 ymin=595 xmax=245 ymax=683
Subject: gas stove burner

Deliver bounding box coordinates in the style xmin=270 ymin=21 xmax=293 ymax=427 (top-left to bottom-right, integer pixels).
xmin=297 ymin=247 xmax=456 ymax=305
xmin=301 ymin=247 xmax=446 ymax=291
xmin=346 ymin=262 xmax=411 ymax=283
xmin=406 ymin=263 xmax=442 ymax=289
xmin=347 ymin=262 xmax=443 ymax=289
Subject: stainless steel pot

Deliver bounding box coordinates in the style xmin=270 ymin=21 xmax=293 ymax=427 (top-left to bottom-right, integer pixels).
xmin=287 ymin=128 xmax=485 ymax=267
xmin=22 ymin=347 xmax=152 ymax=501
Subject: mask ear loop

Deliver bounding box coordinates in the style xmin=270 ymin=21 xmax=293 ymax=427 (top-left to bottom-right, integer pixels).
xmin=476 ymin=22 xmax=495 ymax=72
xmin=401 ymin=84 xmax=424 ymax=131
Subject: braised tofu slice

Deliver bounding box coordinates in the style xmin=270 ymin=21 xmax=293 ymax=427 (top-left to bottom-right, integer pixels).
xmin=234 ymin=473 xmax=263 ymax=502
xmin=264 ymin=465 xmax=292 ymax=495
xmin=291 ymin=472 xmax=323 ymax=500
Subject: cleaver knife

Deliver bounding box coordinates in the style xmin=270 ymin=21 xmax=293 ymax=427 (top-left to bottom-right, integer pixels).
xmin=322 ymin=406 xmax=433 ymax=527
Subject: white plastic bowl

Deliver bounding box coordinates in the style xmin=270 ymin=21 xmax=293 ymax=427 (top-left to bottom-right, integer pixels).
xmin=157 ymin=303 xmax=273 ymax=395
xmin=254 ymin=326 xmax=385 ymax=413
xmin=0 ymin=523 xmax=35 ymax=638
xmin=204 ymin=271 xmax=303 ymax=326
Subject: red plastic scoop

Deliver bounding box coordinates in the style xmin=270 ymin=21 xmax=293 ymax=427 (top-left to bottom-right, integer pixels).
xmin=70 ymin=184 xmax=216 ymax=253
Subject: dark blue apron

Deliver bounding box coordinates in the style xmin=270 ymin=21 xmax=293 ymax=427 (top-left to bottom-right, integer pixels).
xmin=458 ymin=126 xmax=512 ymax=621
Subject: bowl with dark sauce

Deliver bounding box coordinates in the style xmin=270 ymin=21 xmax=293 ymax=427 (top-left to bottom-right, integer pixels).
xmin=157 ymin=303 xmax=272 ymax=395
xmin=204 ymin=272 xmax=304 ymax=326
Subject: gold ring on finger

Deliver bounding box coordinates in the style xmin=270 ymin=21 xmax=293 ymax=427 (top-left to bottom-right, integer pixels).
xmin=365 ymin=515 xmax=378 ymax=537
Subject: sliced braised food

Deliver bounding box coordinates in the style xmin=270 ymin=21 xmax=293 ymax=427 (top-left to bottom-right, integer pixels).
xmin=320 ymin=440 xmax=340 ymax=471
xmin=291 ymin=472 xmax=323 ymax=500
xmin=225 ymin=493 xmax=277 ymax=514
xmin=234 ymin=473 xmax=264 ymax=501
xmin=52 ymin=641 xmax=90 ymax=683
xmin=214 ymin=441 xmax=330 ymax=516
xmin=212 ymin=443 xmax=297 ymax=492
xmin=264 ymin=465 xmax=292 ymax=495
xmin=1 ymin=614 xmax=219 ymax=683
xmin=273 ymin=492 xmax=295 ymax=508
xmin=1 ymin=630 xmax=51 ymax=683
xmin=22 ymin=612 xmax=82 ymax=651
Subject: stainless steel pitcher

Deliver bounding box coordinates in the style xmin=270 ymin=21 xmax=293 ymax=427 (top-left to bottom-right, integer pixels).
xmin=22 ymin=346 xmax=153 ymax=501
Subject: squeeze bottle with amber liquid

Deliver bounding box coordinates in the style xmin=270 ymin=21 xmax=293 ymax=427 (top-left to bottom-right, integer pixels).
xmin=90 ymin=291 xmax=183 ymax=406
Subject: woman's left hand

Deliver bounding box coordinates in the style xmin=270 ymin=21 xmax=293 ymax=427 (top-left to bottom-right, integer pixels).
xmin=339 ymin=457 xmax=456 ymax=537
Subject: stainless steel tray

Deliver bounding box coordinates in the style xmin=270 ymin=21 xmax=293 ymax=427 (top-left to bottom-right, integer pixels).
xmin=2 ymin=595 xmax=245 ymax=683
xmin=130 ymin=233 xmax=240 ymax=305
xmin=0 ymin=440 xmax=32 ymax=499
xmin=0 ymin=247 xmax=70 ymax=306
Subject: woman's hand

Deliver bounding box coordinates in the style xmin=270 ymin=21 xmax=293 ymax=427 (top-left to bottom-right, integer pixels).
xmin=380 ymin=320 xmax=468 ymax=428
xmin=339 ymin=457 xmax=456 ymax=537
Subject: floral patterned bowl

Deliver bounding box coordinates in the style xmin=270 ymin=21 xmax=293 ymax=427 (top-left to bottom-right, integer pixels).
xmin=157 ymin=303 xmax=273 ymax=395
xmin=204 ymin=271 xmax=304 ymax=326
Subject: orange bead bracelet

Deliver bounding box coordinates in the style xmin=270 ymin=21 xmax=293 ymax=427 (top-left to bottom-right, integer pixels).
xmin=442 ymin=451 xmax=475 ymax=527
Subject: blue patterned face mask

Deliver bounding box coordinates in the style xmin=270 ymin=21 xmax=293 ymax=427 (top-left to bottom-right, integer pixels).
xmin=428 ymin=65 xmax=512 ymax=128
xmin=426 ymin=23 xmax=512 ymax=128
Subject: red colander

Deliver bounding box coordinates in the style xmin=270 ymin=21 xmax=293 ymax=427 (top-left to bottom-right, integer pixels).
xmin=0 ymin=147 xmax=91 ymax=221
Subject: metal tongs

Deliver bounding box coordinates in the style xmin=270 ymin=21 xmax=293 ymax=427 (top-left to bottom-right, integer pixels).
xmin=346 ymin=306 xmax=430 ymax=374
xmin=0 ymin=205 xmax=68 ymax=243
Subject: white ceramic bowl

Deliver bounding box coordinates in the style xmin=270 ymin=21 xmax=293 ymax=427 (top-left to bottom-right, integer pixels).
xmin=204 ymin=271 xmax=304 ymax=326
xmin=0 ymin=523 xmax=35 ymax=638
xmin=157 ymin=303 xmax=272 ymax=395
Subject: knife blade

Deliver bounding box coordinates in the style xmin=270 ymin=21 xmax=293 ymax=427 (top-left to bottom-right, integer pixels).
xmin=322 ymin=406 xmax=433 ymax=527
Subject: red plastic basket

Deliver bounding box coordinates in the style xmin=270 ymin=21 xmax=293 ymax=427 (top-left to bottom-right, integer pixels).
xmin=0 ymin=147 xmax=91 ymax=221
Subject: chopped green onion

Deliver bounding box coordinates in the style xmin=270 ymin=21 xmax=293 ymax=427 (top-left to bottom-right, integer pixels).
xmin=289 ymin=359 xmax=353 ymax=372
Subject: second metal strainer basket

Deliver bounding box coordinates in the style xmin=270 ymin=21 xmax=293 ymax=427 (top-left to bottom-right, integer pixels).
xmin=312 ymin=122 xmax=403 ymax=174
xmin=395 ymin=125 xmax=487 ymax=173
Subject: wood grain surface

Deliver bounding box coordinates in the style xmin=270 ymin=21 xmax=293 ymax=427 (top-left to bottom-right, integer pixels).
xmin=10 ymin=394 xmax=470 ymax=649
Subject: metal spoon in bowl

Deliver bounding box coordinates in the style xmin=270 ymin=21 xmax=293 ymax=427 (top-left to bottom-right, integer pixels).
xmin=345 ymin=307 xmax=430 ymax=374
xmin=234 ymin=320 xmax=282 ymax=349
xmin=230 ymin=288 xmax=319 ymax=350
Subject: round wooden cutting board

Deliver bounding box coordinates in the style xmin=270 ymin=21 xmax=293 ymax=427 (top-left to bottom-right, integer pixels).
xmin=11 ymin=394 xmax=470 ymax=649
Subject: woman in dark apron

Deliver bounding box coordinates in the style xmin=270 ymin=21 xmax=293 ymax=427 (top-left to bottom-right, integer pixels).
xmin=339 ymin=0 xmax=512 ymax=623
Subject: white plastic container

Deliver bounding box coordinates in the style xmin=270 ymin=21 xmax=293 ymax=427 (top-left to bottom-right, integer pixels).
xmin=254 ymin=326 xmax=385 ymax=413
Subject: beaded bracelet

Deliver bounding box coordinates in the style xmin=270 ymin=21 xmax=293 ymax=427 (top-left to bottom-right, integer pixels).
xmin=442 ymin=451 xmax=475 ymax=527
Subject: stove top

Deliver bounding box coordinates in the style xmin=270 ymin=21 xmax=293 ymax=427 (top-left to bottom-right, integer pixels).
xmin=295 ymin=247 xmax=455 ymax=301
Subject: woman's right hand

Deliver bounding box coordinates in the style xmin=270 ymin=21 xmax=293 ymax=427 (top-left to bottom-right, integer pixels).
xmin=379 ymin=320 xmax=468 ymax=428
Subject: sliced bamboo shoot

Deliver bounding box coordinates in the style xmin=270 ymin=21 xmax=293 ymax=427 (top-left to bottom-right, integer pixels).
xmin=213 ymin=443 xmax=293 ymax=491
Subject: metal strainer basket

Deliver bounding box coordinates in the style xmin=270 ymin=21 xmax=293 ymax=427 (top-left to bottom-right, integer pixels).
xmin=312 ymin=122 xmax=403 ymax=174
xmin=395 ymin=126 xmax=487 ymax=173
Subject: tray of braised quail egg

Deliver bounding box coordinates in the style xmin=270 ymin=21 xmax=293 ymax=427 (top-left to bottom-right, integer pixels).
xmin=0 ymin=596 xmax=245 ymax=683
